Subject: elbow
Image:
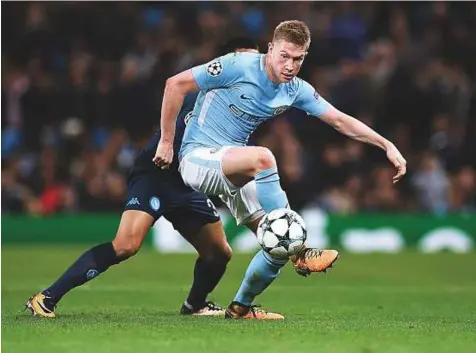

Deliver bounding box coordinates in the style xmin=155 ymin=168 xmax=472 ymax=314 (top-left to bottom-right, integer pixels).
xmin=165 ymin=69 xmax=198 ymax=95
xmin=165 ymin=77 xmax=179 ymax=92
xmin=330 ymin=114 xmax=344 ymax=132
xmin=165 ymin=76 xmax=186 ymax=95
xmin=165 ymin=73 xmax=195 ymax=96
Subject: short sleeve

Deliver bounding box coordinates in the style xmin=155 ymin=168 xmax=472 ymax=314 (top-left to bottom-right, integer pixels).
xmin=292 ymin=79 xmax=332 ymax=117
xmin=191 ymin=53 xmax=243 ymax=91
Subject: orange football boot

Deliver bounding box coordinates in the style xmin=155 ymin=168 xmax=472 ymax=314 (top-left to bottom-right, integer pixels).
xmin=291 ymin=248 xmax=339 ymax=277
xmin=225 ymin=302 xmax=284 ymax=320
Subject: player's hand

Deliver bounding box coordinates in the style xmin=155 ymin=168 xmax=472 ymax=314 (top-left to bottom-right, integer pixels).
xmin=153 ymin=140 xmax=173 ymax=169
xmin=385 ymin=144 xmax=407 ymax=184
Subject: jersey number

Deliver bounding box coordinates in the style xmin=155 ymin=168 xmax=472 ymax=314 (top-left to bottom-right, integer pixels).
xmin=207 ymin=199 xmax=219 ymax=217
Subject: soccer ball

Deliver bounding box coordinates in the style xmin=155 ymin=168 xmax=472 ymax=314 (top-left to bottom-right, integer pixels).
xmin=256 ymin=208 xmax=307 ymax=259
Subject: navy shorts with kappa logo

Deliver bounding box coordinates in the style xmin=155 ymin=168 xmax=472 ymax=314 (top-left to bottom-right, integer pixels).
xmin=124 ymin=148 xmax=220 ymax=235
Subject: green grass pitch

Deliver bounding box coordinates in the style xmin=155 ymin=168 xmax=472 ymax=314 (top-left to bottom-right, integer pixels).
xmin=2 ymin=246 xmax=476 ymax=353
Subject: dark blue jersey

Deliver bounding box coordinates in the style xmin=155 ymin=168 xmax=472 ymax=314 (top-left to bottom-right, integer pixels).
xmin=125 ymin=91 xmax=220 ymax=226
xmin=144 ymin=92 xmax=199 ymax=171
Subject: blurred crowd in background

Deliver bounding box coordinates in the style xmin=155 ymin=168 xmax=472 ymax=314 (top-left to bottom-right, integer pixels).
xmin=2 ymin=1 xmax=476 ymax=216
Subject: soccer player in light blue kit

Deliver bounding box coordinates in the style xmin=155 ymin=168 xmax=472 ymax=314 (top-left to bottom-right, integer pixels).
xmin=154 ymin=21 xmax=407 ymax=319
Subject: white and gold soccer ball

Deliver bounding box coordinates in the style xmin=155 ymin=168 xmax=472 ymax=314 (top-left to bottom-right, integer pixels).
xmin=256 ymin=208 xmax=307 ymax=259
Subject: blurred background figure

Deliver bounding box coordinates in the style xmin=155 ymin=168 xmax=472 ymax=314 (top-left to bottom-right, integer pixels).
xmin=2 ymin=1 xmax=476 ymax=215
xmin=411 ymin=152 xmax=450 ymax=214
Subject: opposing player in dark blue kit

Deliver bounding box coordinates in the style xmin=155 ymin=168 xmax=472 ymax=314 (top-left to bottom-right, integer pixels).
xmin=26 ymin=38 xmax=260 ymax=318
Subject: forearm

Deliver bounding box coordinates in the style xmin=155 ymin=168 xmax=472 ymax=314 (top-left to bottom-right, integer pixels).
xmin=160 ymin=79 xmax=187 ymax=144
xmin=331 ymin=112 xmax=393 ymax=151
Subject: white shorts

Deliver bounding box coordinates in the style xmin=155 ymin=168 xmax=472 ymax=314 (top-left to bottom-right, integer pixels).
xmin=179 ymin=146 xmax=265 ymax=225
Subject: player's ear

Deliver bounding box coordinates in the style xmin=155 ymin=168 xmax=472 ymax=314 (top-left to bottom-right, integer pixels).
xmin=268 ymin=42 xmax=273 ymax=52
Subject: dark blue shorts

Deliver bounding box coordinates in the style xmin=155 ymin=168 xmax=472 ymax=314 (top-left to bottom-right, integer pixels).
xmin=124 ymin=150 xmax=220 ymax=235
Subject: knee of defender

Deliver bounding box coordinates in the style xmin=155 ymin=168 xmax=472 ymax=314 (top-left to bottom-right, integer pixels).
xmin=202 ymin=244 xmax=232 ymax=264
xmin=254 ymin=147 xmax=276 ymax=172
xmin=112 ymin=236 xmax=142 ymax=259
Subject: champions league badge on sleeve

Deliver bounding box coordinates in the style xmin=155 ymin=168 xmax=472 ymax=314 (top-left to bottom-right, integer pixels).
xmin=207 ymin=60 xmax=223 ymax=77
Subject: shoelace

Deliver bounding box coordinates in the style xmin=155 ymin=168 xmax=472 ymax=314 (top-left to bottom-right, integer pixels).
xmin=302 ymin=248 xmax=323 ymax=260
xmin=249 ymin=304 xmax=267 ymax=317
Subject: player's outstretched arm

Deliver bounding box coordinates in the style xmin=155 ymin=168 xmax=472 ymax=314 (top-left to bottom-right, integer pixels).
xmin=293 ymin=80 xmax=407 ymax=184
xmin=319 ymin=106 xmax=407 ymax=183
xmin=153 ymin=70 xmax=199 ymax=169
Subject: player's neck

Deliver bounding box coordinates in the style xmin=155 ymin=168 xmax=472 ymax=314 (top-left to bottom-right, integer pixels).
xmin=264 ymin=54 xmax=281 ymax=86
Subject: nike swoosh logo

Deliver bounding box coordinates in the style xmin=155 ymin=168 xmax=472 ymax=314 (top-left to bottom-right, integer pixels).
xmin=240 ymin=94 xmax=252 ymax=100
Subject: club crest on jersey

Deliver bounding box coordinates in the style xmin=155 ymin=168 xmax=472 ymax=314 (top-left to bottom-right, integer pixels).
xmin=86 ymin=269 xmax=99 ymax=280
xmin=274 ymin=105 xmax=289 ymax=116
xmin=207 ymin=60 xmax=223 ymax=77
xmin=149 ymin=197 xmax=161 ymax=211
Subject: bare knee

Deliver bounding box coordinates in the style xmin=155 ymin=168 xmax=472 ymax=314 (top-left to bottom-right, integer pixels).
xmin=112 ymin=210 xmax=153 ymax=259
xmin=200 ymin=242 xmax=232 ymax=264
xmin=112 ymin=231 xmax=143 ymax=259
xmin=222 ymin=146 xmax=277 ymax=187
xmin=252 ymin=147 xmax=276 ymax=174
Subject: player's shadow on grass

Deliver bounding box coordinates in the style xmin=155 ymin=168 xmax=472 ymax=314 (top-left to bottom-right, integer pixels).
xmin=11 ymin=310 xmax=293 ymax=325
xmin=11 ymin=310 xmax=232 ymax=325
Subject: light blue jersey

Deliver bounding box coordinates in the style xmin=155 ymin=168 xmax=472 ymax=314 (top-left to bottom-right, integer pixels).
xmin=179 ymin=52 xmax=332 ymax=159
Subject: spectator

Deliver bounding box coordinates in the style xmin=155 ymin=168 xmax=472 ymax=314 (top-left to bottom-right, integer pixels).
xmin=1 ymin=2 xmax=475 ymax=215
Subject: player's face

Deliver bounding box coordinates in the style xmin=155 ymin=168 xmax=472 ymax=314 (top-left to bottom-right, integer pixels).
xmin=268 ymin=40 xmax=307 ymax=83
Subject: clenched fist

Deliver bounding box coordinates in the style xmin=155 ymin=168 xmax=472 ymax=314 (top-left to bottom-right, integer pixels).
xmin=153 ymin=140 xmax=173 ymax=169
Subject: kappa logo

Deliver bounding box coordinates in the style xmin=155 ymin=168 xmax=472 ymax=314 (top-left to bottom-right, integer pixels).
xmin=126 ymin=197 xmax=140 ymax=207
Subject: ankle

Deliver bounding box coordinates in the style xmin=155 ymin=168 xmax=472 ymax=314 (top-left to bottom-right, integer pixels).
xmin=185 ymin=299 xmax=207 ymax=311
xmin=229 ymin=301 xmax=250 ymax=315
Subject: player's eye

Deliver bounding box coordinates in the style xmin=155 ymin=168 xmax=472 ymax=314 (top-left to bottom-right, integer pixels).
xmin=281 ymin=54 xmax=288 ymax=59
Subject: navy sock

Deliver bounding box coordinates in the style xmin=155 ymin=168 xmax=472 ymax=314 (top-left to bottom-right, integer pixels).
xmin=43 ymin=242 xmax=122 ymax=303
xmin=186 ymin=257 xmax=227 ymax=309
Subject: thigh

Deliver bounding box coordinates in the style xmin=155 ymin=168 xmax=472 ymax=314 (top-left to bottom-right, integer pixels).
xmin=165 ymin=190 xmax=221 ymax=237
xmin=221 ymin=146 xmax=275 ymax=186
xmin=181 ymin=220 xmax=231 ymax=262
xmin=166 ymin=194 xmax=231 ymax=261
xmin=125 ymin=160 xmax=192 ymax=223
xmin=179 ymin=147 xmax=237 ymax=196
xmin=220 ymin=180 xmax=266 ymax=226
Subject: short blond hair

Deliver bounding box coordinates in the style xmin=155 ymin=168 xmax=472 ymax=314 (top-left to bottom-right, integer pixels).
xmin=273 ymin=20 xmax=311 ymax=49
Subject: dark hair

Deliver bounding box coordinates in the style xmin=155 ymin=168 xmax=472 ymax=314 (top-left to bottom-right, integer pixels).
xmin=218 ymin=36 xmax=259 ymax=56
